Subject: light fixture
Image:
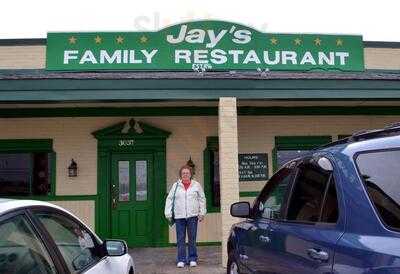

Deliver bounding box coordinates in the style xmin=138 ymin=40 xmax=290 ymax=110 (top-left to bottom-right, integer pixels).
xmin=68 ymin=159 xmax=78 ymax=177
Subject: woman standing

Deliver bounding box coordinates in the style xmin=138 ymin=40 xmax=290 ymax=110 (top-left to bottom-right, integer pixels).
xmin=164 ymin=165 xmax=207 ymax=268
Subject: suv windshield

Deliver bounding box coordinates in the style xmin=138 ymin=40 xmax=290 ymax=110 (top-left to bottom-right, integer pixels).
xmin=356 ymin=149 xmax=400 ymax=230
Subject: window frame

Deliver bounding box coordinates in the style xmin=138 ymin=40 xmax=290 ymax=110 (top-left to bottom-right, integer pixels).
xmin=29 ymin=206 xmax=106 ymax=274
xmin=203 ymin=136 xmax=220 ymax=213
xmin=0 ymin=208 xmax=67 ymax=273
xmin=354 ymin=147 xmax=400 ymax=232
xmin=281 ymin=157 xmax=340 ymax=226
xmin=0 ymin=139 xmax=56 ymax=198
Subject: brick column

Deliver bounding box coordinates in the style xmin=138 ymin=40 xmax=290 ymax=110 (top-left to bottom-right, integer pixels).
xmin=218 ymin=97 xmax=240 ymax=267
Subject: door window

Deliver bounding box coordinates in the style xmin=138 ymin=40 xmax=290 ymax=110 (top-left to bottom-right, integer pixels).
xmin=35 ymin=211 xmax=102 ymax=273
xmin=0 ymin=214 xmax=57 ymax=274
xmin=255 ymin=162 xmax=296 ymax=220
xmin=118 ymin=161 xmax=130 ymax=202
xmin=135 ymin=160 xmax=148 ymax=201
xmin=287 ymin=162 xmax=338 ymax=223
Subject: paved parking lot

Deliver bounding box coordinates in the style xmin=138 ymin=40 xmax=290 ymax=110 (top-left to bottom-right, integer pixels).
xmin=129 ymin=246 xmax=225 ymax=274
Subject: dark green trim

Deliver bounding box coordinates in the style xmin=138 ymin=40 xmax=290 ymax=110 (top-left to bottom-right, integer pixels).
xmin=6 ymin=78 xmax=400 ymax=90
xmin=0 ymin=107 xmax=217 ymax=118
xmin=0 ymin=38 xmax=46 ymax=46
xmin=1 ymin=77 xmax=400 ymax=102
xmin=50 ymin=152 xmax=56 ymax=197
xmin=238 ymin=106 xmax=400 ymax=116
xmin=273 ymin=135 xmax=332 ymax=172
xmin=5 ymin=106 xmax=400 ymax=118
xmin=275 ymin=136 xmax=332 ymax=150
xmin=366 ymin=69 xmax=400 ymax=74
xmin=0 ymin=139 xmax=53 ymax=152
xmin=239 ymin=191 xmax=260 ymax=197
xmin=203 ymin=136 xmax=220 ymax=213
xmin=6 ymin=76 xmax=400 ymax=87
xmin=364 ymin=41 xmax=400 ymax=48
xmin=206 ymin=136 xmax=219 ymax=150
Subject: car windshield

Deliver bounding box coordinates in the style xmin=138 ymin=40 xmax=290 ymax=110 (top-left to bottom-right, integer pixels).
xmin=356 ymin=149 xmax=400 ymax=230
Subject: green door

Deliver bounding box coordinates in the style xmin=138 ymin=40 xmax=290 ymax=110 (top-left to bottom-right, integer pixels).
xmin=111 ymin=153 xmax=154 ymax=247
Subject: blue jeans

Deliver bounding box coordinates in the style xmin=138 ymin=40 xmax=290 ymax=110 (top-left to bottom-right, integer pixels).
xmin=175 ymin=216 xmax=198 ymax=263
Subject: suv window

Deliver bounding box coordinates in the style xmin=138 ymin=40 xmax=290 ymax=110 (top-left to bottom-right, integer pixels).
xmin=287 ymin=162 xmax=338 ymax=223
xmin=35 ymin=211 xmax=102 ymax=273
xmin=255 ymin=162 xmax=296 ymax=220
xmin=356 ymin=149 xmax=400 ymax=230
xmin=0 ymin=214 xmax=57 ymax=274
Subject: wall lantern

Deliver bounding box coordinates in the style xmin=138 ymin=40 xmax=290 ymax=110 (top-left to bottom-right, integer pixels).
xmin=186 ymin=156 xmax=195 ymax=176
xmin=68 ymin=159 xmax=78 ymax=177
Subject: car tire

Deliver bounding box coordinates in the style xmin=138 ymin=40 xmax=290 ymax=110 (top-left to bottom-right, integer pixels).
xmin=227 ymin=252 xmax=240 ymax=274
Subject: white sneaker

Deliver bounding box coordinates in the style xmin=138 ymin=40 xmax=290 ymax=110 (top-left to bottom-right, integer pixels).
xmin=189 ymin=261 xmax=197 ymax=267
xmin=177 ymin=262 xmax=185 ymax=268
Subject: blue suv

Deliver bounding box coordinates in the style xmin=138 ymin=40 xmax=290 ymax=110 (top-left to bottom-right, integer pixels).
xmin=228 ymin=125 xmax=400 ymax=274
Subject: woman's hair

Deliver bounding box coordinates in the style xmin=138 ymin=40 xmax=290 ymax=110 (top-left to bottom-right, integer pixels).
xmin=179 ymin=165 xmax=193 ymax=179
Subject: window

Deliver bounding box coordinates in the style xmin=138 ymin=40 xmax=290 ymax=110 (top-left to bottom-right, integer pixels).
xmin=35 ymin=211 xmax=102 ymax=273
xmin=204 ymin=137 xmax=220 ymax=212
xmin=0 ymin=214 xmax=57 ymax=273
xmin=0 ymin=139 xmax=54 ymax=197
xmin=135 ymin=160 xmax=148 ymax=201
xmin=0 ymin=153 xmax=52 ymax=196
xmin=356 ymin=149 xmax=400 ymax=230
xmin=255 ymin=162 xmax=296 ymax=220
xmin=287 ymin=161 xmax=338 ymax=223
xmin=274 ymin=136 xmax=332 ymax=171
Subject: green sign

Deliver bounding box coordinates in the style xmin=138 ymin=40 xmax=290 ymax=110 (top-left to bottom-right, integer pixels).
xmin=46 ymin=20 xmax=364 ymax=72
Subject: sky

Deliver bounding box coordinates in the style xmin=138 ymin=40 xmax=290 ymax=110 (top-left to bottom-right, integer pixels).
xmin=1 ymin=0 xmax=399 ymax=42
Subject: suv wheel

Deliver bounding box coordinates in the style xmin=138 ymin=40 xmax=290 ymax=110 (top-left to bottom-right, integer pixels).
xmin=227 ymin=252 xmax=240 ymax=274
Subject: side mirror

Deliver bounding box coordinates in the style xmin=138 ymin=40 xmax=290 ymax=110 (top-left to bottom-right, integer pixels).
xmin=230 ymin=202 xmax=251 ymax=218
xmin=103 ymin=240 xmax=128 ymax=256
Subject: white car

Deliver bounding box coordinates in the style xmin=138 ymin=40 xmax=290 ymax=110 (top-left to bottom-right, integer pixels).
xmin=0 ymin=199 xmax=135 ymax=274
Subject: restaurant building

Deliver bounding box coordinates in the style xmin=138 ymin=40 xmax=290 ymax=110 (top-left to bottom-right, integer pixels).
xmin=0 ymin=20 xmax=400 ymax=263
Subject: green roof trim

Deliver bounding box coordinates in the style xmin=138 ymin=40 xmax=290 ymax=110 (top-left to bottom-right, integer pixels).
xmin=0 ymin=81 xmax=400 ymax=102
xmin=3 ymin=106 xmax=400 ymax=118
xmin=0 ymin=69 xmax=399 ymax=102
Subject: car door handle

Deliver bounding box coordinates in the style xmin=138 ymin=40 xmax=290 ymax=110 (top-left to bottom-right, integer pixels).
xmin=259 ymin=235 xmax=271 ymax=243
xmin=307 ymin=248 xmax=329 ymax=262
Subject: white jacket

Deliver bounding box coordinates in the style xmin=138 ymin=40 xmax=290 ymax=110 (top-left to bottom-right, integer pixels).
xmin=164 ymin=179 xmax=207 ymax=219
